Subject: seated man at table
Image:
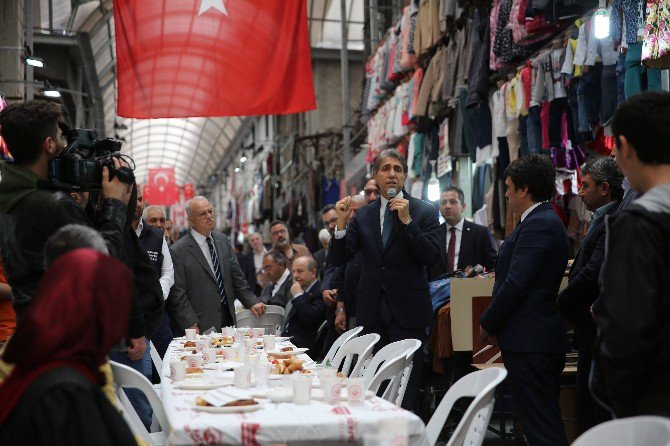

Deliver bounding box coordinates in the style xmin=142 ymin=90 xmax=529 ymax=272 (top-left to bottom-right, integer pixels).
xmin=282 ymin=256 xmax=325 ymax=357
xmin=259 ymin=251 xmax=293 ymax=307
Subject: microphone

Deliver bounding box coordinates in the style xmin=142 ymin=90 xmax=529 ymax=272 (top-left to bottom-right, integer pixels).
xmin=387 ymin=188 xmax=397 ymax=199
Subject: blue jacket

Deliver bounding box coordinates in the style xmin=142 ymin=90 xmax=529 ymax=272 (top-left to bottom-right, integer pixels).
xmin=328 ymin=192 xmax=441 ymax=330
xmin=480 ymin=202 xmax=570 ymax=353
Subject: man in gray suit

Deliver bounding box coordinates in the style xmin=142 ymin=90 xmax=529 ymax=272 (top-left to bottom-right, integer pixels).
xmin=168 ymin=196 xmax=265 ymax=334
xmin=259 ymin=251 xmax=293 ymax=307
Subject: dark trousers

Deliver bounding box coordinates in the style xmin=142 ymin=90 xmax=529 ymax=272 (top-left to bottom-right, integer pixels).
xmin=322 ymin=306 xmax=340 ymax=358
xmin=364 ymin=297 xmax=427 ymax=413
xmin=221 ymin=302 xmax=234 ymax=328
xmin=576 ymin=349 xmax=610 ymax=433
xmin=502 ymin=351 xmax=569 ymax=446
xmin=150 ymin=309 xmax=173 ymax=384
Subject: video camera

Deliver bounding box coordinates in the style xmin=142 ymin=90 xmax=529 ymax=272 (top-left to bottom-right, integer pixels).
xmin=45 ymin=127 xmax=135 ymax=190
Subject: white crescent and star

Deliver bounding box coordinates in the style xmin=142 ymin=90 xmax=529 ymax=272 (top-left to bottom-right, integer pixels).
xmin=154 ymin=172 xmax=169 ymax=192
xmin=198 ymin=0 xmax=228 ymax=16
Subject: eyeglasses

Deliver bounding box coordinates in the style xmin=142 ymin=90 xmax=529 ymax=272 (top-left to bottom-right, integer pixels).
xmin=271 ymin=228 xmax=288 ymax=236
xmin=197 ymin=208 xmax=215 ymax=218
xmin=261 ymin=263 xmax=275 ymax=272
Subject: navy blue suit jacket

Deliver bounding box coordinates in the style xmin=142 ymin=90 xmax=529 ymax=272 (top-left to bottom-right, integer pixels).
xmin=480 ymin=202 xmax=570 ymax=353
xmin=283 ymin=280 xmax=326 ymax=352
xmin=328 ymin=192 xmax=441 ymax=330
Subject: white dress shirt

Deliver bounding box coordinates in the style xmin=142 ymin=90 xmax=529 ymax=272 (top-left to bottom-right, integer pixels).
xmin=446 ymin=218 xmax=464 ymax=269
xmin=272 ymin=268 xmax=291 ymax=297
xmin=253 ymin=248 xmax=267 ymax=273
xmin=191 ymin=228 xmax=216 ymax=275
xmin=135 ymin=220 xmax=175 ymax=300
xmin=521 ymin=201 xmax=545 ymax=222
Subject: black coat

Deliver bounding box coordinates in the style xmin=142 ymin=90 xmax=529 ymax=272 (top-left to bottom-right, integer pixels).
xmin=429 ymin=220 xmax=498 ymax=280
xmin=259 ymin=272 xmax=293 ymax=308
xmin=236 ymin=250 xmax=257 ymax=293
xmin=557 ymin=202 xmax=617 ymax=351
xmin=329 ymin=192 xmax=441 ymax=330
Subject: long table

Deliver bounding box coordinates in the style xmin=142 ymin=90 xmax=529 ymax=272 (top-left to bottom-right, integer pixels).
xmin=161 ymin=337 xmax=429 ymax=445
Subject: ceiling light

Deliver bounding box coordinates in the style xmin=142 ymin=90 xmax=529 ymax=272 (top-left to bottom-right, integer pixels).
xmin=42 ymin=81 xmax=61 ymax=98
xmin=234 ymin=167 xmax=240 ymax=173
xmin=427 ymin=160 xmax=440 ymax=202
xmin=594 ymin=0 xmax=610 ymax=39
xmin=240 ymin=156 xmax=247 ymax=163
xmin=21 ymin=46 xmax=44 ymax=68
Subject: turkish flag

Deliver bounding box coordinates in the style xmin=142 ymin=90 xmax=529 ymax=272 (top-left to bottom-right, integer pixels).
xmin=148 ymin=168 xmax=180 ymax=206
xmin=183 ymin=183 xmax=195 ymax=201
xmin=113 ymin=0 xmax=316 ymax=118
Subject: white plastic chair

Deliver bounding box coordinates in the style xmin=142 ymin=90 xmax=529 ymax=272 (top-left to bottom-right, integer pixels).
xmin=572 ymin=416 xmax=670 ymax=446
xmin=235 ymin=309 xmax=254 ymax=327
xmin=395 ymin=338 xmax=422 ymax=407
xmin=110 ymin=360 xmax=170 ymax=446
xmin=359 ymin=340 xmax=410 ymax=381
xmin=425 ymin=367 xmax=507 ymax=446
xmin=320 ymin=326 xmax=363 ymax=366
xmin=254 ymin=304 xmax=285 ymax=334
xmin=330 ymin=333 xmax=380 ymax=378
xmin=149 ymin=340 xmax=163 ymax=379
xmin=366 ymin=352 xmax=407 ymax=402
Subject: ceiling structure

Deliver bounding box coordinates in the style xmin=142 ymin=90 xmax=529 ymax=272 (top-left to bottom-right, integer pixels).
xmin=39 ymin=0 xmax=364 ymax=186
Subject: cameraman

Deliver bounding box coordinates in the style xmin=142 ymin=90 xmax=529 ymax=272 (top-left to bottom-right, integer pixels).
xmin=0 ymin=100 xmax=131 ymax=316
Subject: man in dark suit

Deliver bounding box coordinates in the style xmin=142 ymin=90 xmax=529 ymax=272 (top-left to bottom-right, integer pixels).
xmin=330 ymin=149 xmax=441 ymax=411
xmin=557 ymin=157 xmax=622 ymax=433
xmin=282 ymin=256 xmax=326 ymax=357
xmin=168 ymin=196 xmax=266 ymax=335
xmin=259 ymin=251 xmax=293 ymax=307
xmin=236 ymin=246 xmax=257 ymax=293
xmin=480 ymin=154 xmax=571 ymax=446
xmin=429 ymin=186 xmax=497 ymax=280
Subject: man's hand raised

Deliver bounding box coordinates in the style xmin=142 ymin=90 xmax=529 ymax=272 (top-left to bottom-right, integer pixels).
xmin=101 ymin=157 xmax=132 ymax=205
xmin=335 ymin=197 xmax=352 ymax=230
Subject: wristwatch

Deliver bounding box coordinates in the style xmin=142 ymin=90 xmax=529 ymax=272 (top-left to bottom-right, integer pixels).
xmin=402 ymin=217 xmax=412 ymax=226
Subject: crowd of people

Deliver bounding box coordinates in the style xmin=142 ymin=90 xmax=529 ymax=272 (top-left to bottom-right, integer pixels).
xmin=0 ymin=92 xmax=668 ymax=444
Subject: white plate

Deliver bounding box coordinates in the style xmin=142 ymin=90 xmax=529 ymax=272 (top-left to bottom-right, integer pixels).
xmin=193 ymin=403 xmax=262 ymax=414
xmin=174 ymin=379 xmax=234 ymax=390
xmin=266 ymin=348 xmax=309 ymax=356
xmin=275 ymin=336 xmax=292 ymax=342
xmin=311 ymin=388 xmax=375 ymax=401
xmin=203 ymin=361 xmax=242 ymax=371
xmin=176 ymin=346 xmax=201 ymax=352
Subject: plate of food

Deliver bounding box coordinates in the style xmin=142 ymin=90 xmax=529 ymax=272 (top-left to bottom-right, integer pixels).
xmin=211 ymin=337 xmax=235 ymax=347
xmin=193 ymin=397 xmax=262 ymax=413
xmin=266 ymin=347 xmax=308 ymax=356
xmin=185 ymin=367 xmax=206 ymax=377
xmin=174 ymin=379 xmax=233 ymax=390
xmin=269 ymin=357 xmax=313 ymax=376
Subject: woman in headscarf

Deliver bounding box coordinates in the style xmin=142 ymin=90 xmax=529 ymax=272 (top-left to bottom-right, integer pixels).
xmin=0 ymin=248 xmax=138 ymax=445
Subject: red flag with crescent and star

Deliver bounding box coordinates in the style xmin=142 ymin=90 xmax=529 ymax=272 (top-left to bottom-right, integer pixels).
xmin=147 ymin=167 xmax=180 ymax=206
xmin=113 ymin=0 xmax=316 ymax=118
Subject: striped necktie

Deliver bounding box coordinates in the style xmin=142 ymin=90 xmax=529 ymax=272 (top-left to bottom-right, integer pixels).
xmin=206 ymin=237 xmax=228 ymax=305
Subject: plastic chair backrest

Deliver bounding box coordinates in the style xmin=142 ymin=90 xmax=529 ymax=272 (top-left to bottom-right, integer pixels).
xmin=331 ymin=333 xmax=380 ymax=377
xmin=110 ymin=360 xmax=169 ymax=444
xmin=235 ymin=309 xmax=254 ymax=328
xmin=254 ymin=305 xmax=285 ymax=333
xmin=321 ymin=326 xmax=363 ymax=366
xmin=360 ymin=340 xmax=409 ymax=381
xmin=395 ymin=339 xmax=422 ymax=406
xmin=149 ymin=340 xmax=163 ymax=382
xmin=572 ymin=416 xmax=670 ymax=446
xmin=425 ymin=367 xmax=507 ymax=446
xmin=366 ymin=353 xmax=407 ymax=402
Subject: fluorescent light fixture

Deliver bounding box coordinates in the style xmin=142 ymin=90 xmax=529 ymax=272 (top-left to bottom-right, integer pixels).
xmin=594 ymin=0 xmax=610 ymax=39
xmin=42 ymin=81 xmax=61 ymax=98
xmin=234 ymin=167 xmax=240 ymax=173
xmin=24 ymin=56 xmax=44 ymax=68
xmin=240 ymin=156 xmax=247 ymax=163
xmin=427 ymin=160 xmax=440 ymax=202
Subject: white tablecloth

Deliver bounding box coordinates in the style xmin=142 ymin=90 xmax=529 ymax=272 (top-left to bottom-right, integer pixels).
xmin=161 ymin=339 xmax=429 ymax=445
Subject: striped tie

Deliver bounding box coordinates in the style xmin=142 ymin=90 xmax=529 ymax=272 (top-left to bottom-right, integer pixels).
xmin=206 ymin=237 xmax=228 ymax=305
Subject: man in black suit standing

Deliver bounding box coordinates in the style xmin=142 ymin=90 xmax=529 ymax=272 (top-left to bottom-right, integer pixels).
xmin=282 ymin=256 xmax=326 ymax=357
xmin=429 ymin=186 xmax=497 ymax=280
xmin=259 ymin=251 xmax=293 ymax=307
xmin=557 ymin=157 xmax=622 ymax=433
xmin=480 ymin=154 xmax=571 ymax=446
xmin=330 ymin=149 xmax=441 ymax=411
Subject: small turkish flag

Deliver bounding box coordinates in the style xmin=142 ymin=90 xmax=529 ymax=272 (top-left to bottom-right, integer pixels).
xmin=148 ymin=167 xmax=179 ymax=206
xmin=113 ymin=0 xmax=316 ymax=118
xmin=183 ymin=183 xmax=195 ymax=201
